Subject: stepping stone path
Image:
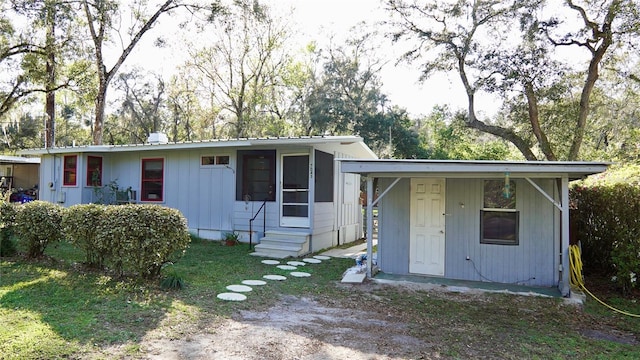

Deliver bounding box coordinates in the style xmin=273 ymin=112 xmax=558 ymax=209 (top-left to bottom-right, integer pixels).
xmin=242 ymin=280 xmax=267 ymax=286
xmin=302 ymin=258 xmax=321 ymax=264
xmin=261 ymin=260 xmax=280 ymax=265
xmin=217 ymin=293 xmax=247 ymax=301
xmin=217 ymin=255 xmax=331 ymax=301
xmin=290 ymin=272 xmax=311 ymax=278
xmin=276 ymin=265 xmax=297 ymax=270
xmin=287 ymin=261 xmax=307 ymax=266
xmin=263 ymin=274 xmax=287 ymax=281
xmin=226 ymin=284 xmax=252 ymax=292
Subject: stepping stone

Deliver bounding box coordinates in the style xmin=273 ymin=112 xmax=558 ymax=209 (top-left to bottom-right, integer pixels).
xmin=261 ymin=260 xmax=280 ymax=265
xmin=313 ymin=255 xmax=331 ymax=260
xmin=226 ymin=284 xmax=252 ymax=292
xmin=242 ymin=280 xmax=267 ymax=286
xmin=290 ymin=272 xmax=311 ymax=278
xmin=276 ymin=265 xmax=297 ymax=270
xmin=287 ymin=261 xmax=306 ymax=266
xmin=217 ymin=292 xmax=247 ymax=301
xmin=341 ymin=272 xmax=366 ymax=283
xmin=263 ymin=274 xmax=287 ymax=281
xmin=302 ymin=258 xmax=322 ymax=264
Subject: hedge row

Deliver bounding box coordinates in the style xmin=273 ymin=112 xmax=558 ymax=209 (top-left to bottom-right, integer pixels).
xmin=571 ymin=183 xmax=640 ymax=293
xmin=1 ymin=201 xmax=191 ymax=279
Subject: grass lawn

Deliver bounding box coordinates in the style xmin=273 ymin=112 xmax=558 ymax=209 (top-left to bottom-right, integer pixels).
xmin=1 ymin=238 xmax=639 ymax=359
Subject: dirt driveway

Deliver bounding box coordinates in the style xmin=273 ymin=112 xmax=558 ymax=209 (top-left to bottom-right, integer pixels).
xmin=98 ymin=280 xmax=583 ymax=360
xmin=141 ymin=293 xmax=428 ymax=360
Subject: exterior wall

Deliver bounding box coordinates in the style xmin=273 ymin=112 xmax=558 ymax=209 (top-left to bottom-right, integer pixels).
xmin=35 ymin=141 xmax=368 ymax=246
xmin=378 ymin=178 xmax=411 ymax=274
xmin=444 ymin=178 xmax=556 ymax=287
xmin=12 ymin=164 xmax=39 ymax=189
xmin=309 ymin=148 xmax=364 ymax=251
xmin=379 ymin=177 xmax=558 ymax=287
xmin=38 ymin=154 xmax=84 ymax=205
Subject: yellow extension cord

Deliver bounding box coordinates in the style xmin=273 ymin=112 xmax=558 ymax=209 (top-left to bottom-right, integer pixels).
xmin=569 ymin=244 xmax=640 ymax=318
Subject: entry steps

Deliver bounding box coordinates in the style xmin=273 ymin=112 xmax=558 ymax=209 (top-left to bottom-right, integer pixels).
xmin=250 ymin=230 xmax=310 ymax=258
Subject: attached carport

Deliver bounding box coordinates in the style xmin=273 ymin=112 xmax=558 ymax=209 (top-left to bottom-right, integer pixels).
xmin=340 ymin=159 xmax=609 ymax=296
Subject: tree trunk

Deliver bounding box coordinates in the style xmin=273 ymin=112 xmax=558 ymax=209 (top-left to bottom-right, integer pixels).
xmin=45 ymin=1 xmax=56 ymax=148
xmin=525 ymin=82 xmax=556 ymax=161
xmin=93 ymin=81 xmax=107 ymax=145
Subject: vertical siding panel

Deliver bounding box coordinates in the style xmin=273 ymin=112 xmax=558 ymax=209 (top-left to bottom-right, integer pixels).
xmin=441 ymin=178 xmax=556 ymax=286
xmin=379 ymin=178 xmax=410 ymax=274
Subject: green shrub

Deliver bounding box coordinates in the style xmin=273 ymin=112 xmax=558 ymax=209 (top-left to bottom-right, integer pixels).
xmin=160 ymin=264 xmax=186 ymax=290
xmin=0 ymin=201 xmax=18 ymax=257
xmin=0 ymin=235 xmax=16 ymax=256
xmin=62 ymin=204 xmax=108 ymax=267
xmin=95 ymin=204 xmax=191 ymax=278
xmin=14 ymin=201 xmax=64 ymax=258
xmin=571 ymin=165 xmax=640 ymax=293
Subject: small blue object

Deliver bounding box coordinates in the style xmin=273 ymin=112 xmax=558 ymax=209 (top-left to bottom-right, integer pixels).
xmin=355 ymin=254 xmax=367 ymax=266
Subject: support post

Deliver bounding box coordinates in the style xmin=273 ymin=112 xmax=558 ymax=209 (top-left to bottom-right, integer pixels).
xmin=560 ymin=175 xmax=570 ymax=296
xmin=366 ymin=176 xmax=374 ymax=278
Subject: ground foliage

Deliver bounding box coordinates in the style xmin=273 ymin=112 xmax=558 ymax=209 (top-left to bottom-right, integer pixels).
xmin=0 ymin=239 xmax=639 ymax=359
xmin=571 ymin=164 xmax=640 ymax=293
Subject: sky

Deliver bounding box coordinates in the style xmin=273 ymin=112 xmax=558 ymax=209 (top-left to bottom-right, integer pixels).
xmin=125 ymin=0 xmax=489 ymax=117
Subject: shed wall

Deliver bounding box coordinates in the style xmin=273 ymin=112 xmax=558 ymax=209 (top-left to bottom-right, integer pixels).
xmin=379 ymin=177 xmax=558 ymax=287
xmin=378 ymin=178 xmax=411 ymax=274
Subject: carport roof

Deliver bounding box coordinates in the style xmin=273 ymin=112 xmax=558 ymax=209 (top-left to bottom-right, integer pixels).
xmin=339 ymin=159 xmax=610 ymax=180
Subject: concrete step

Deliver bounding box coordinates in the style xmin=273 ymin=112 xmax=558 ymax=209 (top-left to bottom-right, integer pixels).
xmin=259 ymin=236 xmax=308 ymax=246
xmin=250 ymin=230 xmax=311 ymax=258
xmin=251 ymin=245 xmax=300 ymax=259
xmin=263 ymin=230 xmax=310 ymax=241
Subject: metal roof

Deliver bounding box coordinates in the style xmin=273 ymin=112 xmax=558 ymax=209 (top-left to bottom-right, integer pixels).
xmin=0 ymin=155 xmax=41 ymax=164
xmin=339 ymin=159 xmax=610 ymax=180
xmin=18 ymin=135 xmax=377 ymax=159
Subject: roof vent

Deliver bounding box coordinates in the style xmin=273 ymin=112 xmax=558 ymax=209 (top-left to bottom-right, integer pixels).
xmin=147 ymin=132 xmax=168 ymax=144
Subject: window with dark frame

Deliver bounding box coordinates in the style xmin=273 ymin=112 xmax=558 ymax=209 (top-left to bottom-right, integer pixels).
xmin=236 ymin=150 xmax=275 ymax=201
xmin=63 ymin=155 xmax=77 ymax=186
xmin=201 ymin=155 xmax=230 ymax=166
xmin=86 ymin=156 xmax=103 ymax=186
xmin=141 ymin=158 xmax=164 ymax=202
xmin=481 ymin=179 xmax=519 ymax=245
xmin=314 ymin=150 xmax=334 ymax=202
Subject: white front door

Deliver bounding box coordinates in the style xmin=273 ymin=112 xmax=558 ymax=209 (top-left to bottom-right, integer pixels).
xmin=410 ymin=178 xmax=446 ymax=276
xmin=280 ymin=154 xmax=310 ymax=228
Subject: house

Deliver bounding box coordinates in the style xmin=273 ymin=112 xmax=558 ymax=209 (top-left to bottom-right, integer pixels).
xmin=0 ymin=155 xmax=40 ymax=201
xmin=19 ymin=135 xmax=377 ymax=257
xmin=339 ymin=159 xmax=609 ymax=296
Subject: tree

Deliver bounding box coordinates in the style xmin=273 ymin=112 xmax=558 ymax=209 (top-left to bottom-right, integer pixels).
xmin=307 ymin=31 xmax=426 ymax=158
xmin=187 ymin=0 xmax=290 ymax=138
xmin=1 ymin=0 xmax=92 ymax=149
xmin=81 ymin=0 xmax=218 ymax=145
xmin=386 ymin=0 xmax=640 ymax=160
xmin=419 ymin=106 xmax=513 ymax=160
xmin=109 ymin=70 xmax=168 ymax=144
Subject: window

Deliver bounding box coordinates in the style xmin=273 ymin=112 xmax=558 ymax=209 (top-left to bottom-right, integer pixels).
xmin=141 ymin=158 xmax=164 ymax=201
xmin=481 ymin=179 xmax=519 ymax=245
xmin=201 ymin=155 xmax=230 ymax=166
xmin=63 ymin=155 xmax=77 ymax=186
xmin=315 ymin=150 xmax=334 ymax=202
xmin=236 ymin=150 xmax=275 ymax=201
xmin=86 ymin=156 xmax=103 ymax=186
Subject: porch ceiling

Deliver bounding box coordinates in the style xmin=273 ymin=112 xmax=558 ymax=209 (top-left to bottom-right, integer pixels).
xmin=339 ymin=159 xmax=610 ymax=181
